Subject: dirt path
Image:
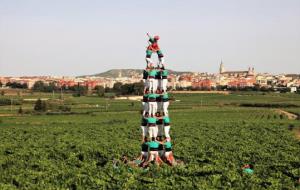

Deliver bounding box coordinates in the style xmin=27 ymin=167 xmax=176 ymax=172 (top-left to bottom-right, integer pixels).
xmin=170 ymin=91 xmax=230 ymax=94
xmin=0 ymin=114 xmax=16 ymax=117
xmin=274 ymin=109 xmax=298 ymax=120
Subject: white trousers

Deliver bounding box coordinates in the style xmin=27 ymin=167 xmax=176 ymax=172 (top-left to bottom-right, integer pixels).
xmin=140 ymin=126 xmax=148 ymax=137
xmin=148 ymin=102 xmax=157 ymax=116
xmin=148 ymin=78 xmax=156 ymax=93
xmin=142 ymin=102 xmax=149 ymax=116
xmin=149 ymin=151 xmax=159 ymax=161
xmin=163 ymin=101 xmax=169 ymax=116
xmin=148 ymin=126 xmax=158 ymax=138
xmin=162 ymin=79 xmax=168 ymax=92
xmin=143 ymin=79 xmax=149 ymax=91
xmin=153 ymin=79 xmax=158 ymax=93
xmin=164 ymin=125 xmax=170 ymax=138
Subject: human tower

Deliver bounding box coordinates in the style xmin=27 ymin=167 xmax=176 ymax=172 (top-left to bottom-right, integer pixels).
xmin=137 ymin=33 xmax=176 ymax=167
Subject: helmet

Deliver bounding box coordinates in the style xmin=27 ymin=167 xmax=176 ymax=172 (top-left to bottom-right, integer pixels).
xmin=154 ymin=35 xmax=160 ymax=40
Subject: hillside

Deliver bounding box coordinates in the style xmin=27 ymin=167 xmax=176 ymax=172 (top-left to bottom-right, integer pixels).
xmin=79 ymin=69 xmax=193 ymax=78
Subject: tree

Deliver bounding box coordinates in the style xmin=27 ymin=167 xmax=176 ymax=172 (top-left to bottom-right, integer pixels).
xmin=133 ymin=82 xmax=144 ymax=95
xmin=73 ymin=84 xmax=88 ymax=97
xmin=33 ymin=81 xmax=46 ymax=91
xmin=18 ymin=106 xmax=23 ymax=114
xmin=5 ymin=82 xmax=28 ymax=89
xmin=34 ymin=98 xmax=47 ymax=112
xmin=113 ymin=82 xmax=123 ymax=93
xmin=95 ymin=85 xmax=105 ymax=97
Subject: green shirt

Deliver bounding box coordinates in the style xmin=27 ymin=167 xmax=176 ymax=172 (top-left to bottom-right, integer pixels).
xmin=147 ymin=141 xmax=160 ymax=149
xmin=164 ymin=141 xmax=172 ymax=149
xmin=163 ymin=116 xmax=170 ymax=124
xmin=147 ymin=117 xmax=157 ymax=124
xmin=148 ymin=93 xmax=158 ymax=99
xmin=162 ymin=70 xmax=169 ymax=77
xmin=148 ymin=70 xmax=157 ymax=77
xmin=162 ymin=93 xmax=169 ymax=100
xmin=243 ymin=168 xmax=254 ymax=174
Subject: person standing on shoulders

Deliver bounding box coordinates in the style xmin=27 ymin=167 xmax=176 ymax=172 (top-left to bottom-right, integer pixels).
xmin=162 ymin=93 xmax=169 ymax=116
xmin=147 ymin=116 xmax=158 ymax=140
xmin=148 ymin=92 xmax=158 ymax=117
xmin=161 ymin=68 xmax=169 ymax=93
xmin=163 ymin=115 xmax=171 ymax=141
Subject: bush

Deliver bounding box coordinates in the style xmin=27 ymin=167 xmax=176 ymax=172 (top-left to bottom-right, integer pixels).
xmin=0 ymin=98 xmax=22 ymax=106
xmin=58 ymin=105 xmax=71 ymax=112
xmin=34 ymin=98 xmax=47 ymax=112
xmin=18 ymin=107 xmax=23 ymax=114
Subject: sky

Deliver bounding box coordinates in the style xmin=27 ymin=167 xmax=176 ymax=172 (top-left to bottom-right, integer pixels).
xmin=0 ymin=0 xmax=300 ymax=76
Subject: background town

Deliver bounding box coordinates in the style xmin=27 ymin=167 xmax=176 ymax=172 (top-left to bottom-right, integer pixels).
xmin=1 ymin=62 xmax=299 ymax=95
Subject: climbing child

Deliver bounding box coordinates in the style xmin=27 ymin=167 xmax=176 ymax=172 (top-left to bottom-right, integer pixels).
xmin=145 ymin=33 xmax=165 ymax=68
xmin=242 ymin=164 xmax=254 ymax=174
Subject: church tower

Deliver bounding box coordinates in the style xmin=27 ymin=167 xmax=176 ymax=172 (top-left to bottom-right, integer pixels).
xmin=219 ymin=61 xmax=225 ymax=74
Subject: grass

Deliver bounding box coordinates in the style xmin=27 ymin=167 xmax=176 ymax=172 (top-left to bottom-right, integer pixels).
xmin=0 ymin=92 xmax=299 ymax=189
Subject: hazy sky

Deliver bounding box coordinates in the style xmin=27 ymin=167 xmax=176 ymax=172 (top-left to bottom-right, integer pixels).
xmin=0 ymin=0 xmax=300 ymax=76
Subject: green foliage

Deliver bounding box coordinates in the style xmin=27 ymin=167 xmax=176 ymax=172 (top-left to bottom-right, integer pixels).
xmin=18 ymin=106 xmax=23 ymax=114
xmin=34 ymin=98 xmax=47 ymax=112
xmin=0 ymin=98 xmax=22 ymax=106
xmin=95 ymin=85 xmax=105 ymax=97
xmin=0 ymin=92 xmax=299 ymax=188
xmin=6 ymin=82 xmax=28 ymax=89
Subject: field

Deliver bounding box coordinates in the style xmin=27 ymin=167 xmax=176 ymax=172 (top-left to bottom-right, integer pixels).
xmin=0 ymin=92 xmax=300 ymax=189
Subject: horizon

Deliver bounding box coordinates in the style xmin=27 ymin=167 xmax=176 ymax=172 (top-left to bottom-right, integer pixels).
xmin=1 ymin=0 xmax=300 ymax=76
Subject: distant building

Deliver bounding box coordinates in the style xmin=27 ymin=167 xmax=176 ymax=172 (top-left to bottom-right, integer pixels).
xmin=219 ymin=62 xmax=255 ymax=78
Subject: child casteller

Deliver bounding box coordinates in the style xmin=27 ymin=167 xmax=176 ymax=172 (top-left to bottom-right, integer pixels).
xmin=145 ymin=33 xmax=165 ymax=69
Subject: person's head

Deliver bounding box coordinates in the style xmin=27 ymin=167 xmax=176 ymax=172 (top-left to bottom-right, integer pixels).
xmin=243 ymin=164 xmax=254 ymax=169
xmin=144 ymin=136 xmax=148 ymax=142
xmin=154 ymin=35 xmax=160 ymax=41
xmin=155 ymin=112 xmax=161 ymax=117
xmin=152 ymin=137 xmax=156 ymax=141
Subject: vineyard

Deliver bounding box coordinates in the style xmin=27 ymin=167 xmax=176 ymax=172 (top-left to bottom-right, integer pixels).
xmin=0 ymin=92 xmax=299 ymax=189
